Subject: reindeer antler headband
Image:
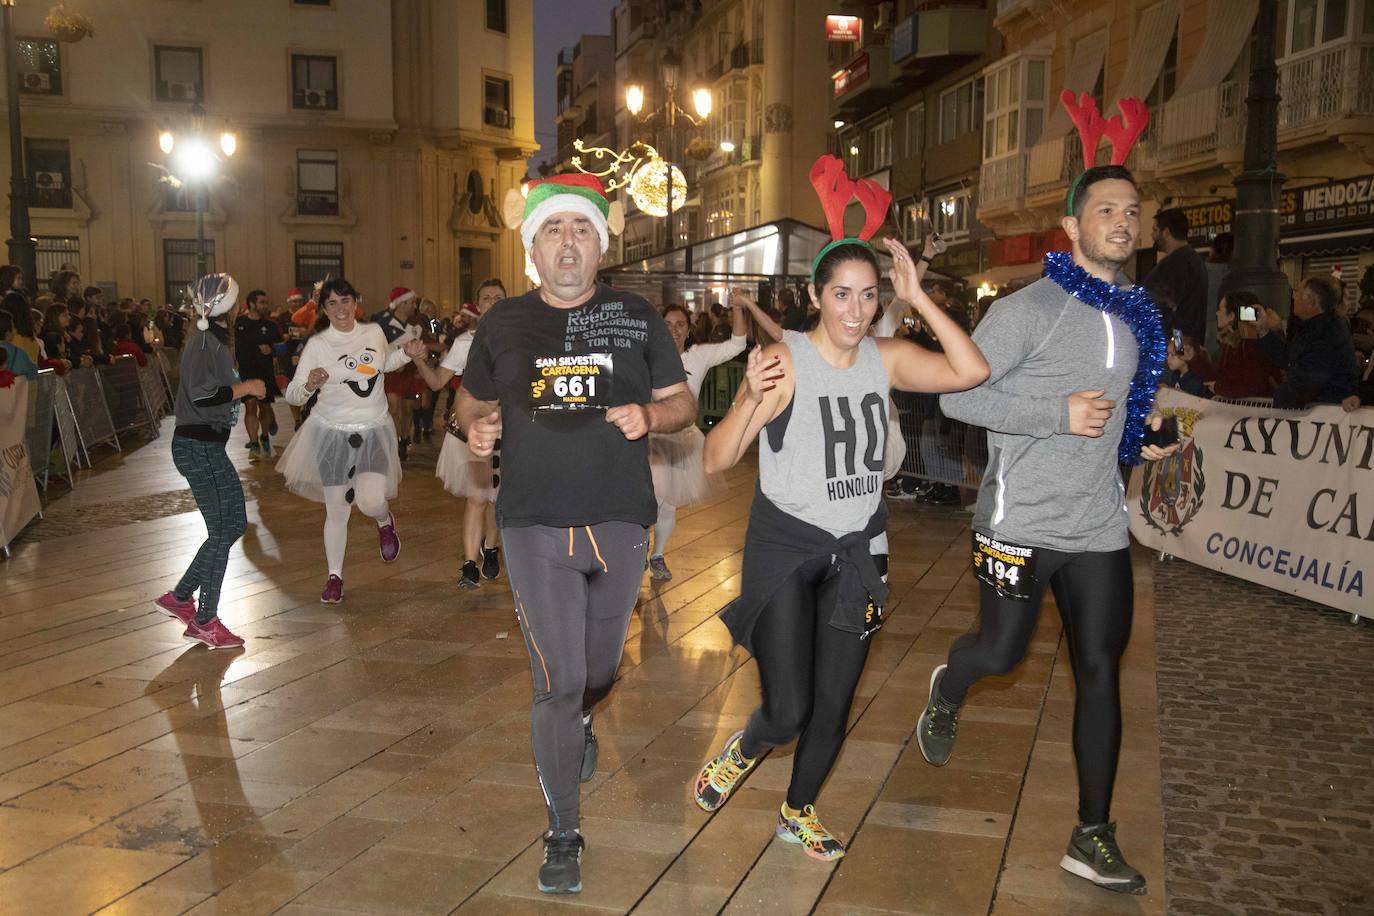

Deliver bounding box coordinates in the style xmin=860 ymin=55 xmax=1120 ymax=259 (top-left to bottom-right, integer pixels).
xmin=1061 ymin=91 xmax=1149 ymax=216
xmin=809 ymin=155 xmax=893 ymax=281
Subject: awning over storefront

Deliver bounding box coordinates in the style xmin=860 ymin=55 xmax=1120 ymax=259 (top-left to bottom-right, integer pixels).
xmin=1278 ymin=229 xmax=1374 ymax=258
xmin=600 ymin=218 xmax=955 ymax=305
xmin=1111 ymin=0 xmax=1181 ymax=106
xmin=1174 ymin=0 xmax=1259 ymax=97
xmin=1040 ymin=29 xmax=1108 ymax=140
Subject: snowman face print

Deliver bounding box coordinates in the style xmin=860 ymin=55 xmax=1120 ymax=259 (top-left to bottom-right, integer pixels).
xmin=337 ymin=347 xmax=382 ymax=397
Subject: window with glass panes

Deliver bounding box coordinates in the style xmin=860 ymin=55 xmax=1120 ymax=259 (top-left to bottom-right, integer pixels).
xmin=982 ymin=56 xmax=1046 ymax=160
xmin=295 ymin=242 xmax=344 ymax=289
xmin=292 ymin=54 xmax=338 ymax=109
xmin=1145 ymin=27 xmax=1179 ymax=110
xmin=486 ymin=0 xmax=508 ymax=33
xmin=297 ymin=150 xmax=339 ymax=216
xmin=1285 ymin=0 xmax=1352 ymax=54
xmin=867 ymin=120 xmax=891 ymax=173
xmin=164 ymin=238 xmax=215 ymax=306
xmin=938 ymin=77 xmax=983 ymax=145
xmin=26 ymin=138 xmax=71 ymax=209
xmin=155 ymin=46 xmax=203 ymax=102
xmin=484 ymin=76 xmax=512 ymax=128
xmin=17 ymin=38 xmax=61 ymax=95
xmin=932 ymin=188 xmax=972 ymax=240
xmin=904 ymin=104 xmax=925 ymax=159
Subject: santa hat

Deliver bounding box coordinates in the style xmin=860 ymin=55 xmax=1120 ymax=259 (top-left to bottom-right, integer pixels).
xmin=389 ymin=287 xmax=417 ymax=310
xmin=189 ymin=273 xmax=239 ymax=331
xmin=503 ymin=173 xmax=625 ymax=254
xmin=286 ymin=287 xmax=303 ymax=301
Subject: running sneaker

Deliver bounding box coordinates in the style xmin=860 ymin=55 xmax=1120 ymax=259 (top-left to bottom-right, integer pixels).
xmin=917 ymin=484 xmax=962 ymax=506
xmin=537 ymin=829 xmax=584 ymax=894
xmin=884 ymin=478 xmax=930 ymax=501
xmin=258 ymin=435 xmax=271 ymax=458
xmin=457 ymin=560 xmax=480 ymax=589
xmin=321 ymin=575 xmax=344 ymax=604
xmin=916 ymin=664 xmax=960 ymax=766
xmin=154 ymin=592 xmax=197 ymax=627
xmin=378 ymin=515 xmax=400 ymax=563
xmin=183 ymin=617 xmax=246 ymax=650
xmin=648 ymin=555 xmax=672 ymax=580
xmin=776 ymin=804 xmax=846 ymax=861
xmin=1061 ymin=822 xmax=1147 ymax=895
xmin=269 ymin=416 xmax=279 ymax=436
xmin=247 ymin=443 xmax=262 ymax=462
xmin=481 ymin=543 xmax=500 ymax=580
xmin=694 ymin=729 xmax=758 ymax=811
xmin=580 ymin=713 xmax=598 ymax=782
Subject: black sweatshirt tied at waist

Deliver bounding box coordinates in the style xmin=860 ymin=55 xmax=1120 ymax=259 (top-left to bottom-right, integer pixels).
xmin=720 ymin=483 xmax=889 ymax=656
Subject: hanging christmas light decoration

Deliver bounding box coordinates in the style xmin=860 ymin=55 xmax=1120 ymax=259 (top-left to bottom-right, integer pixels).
xmin=629 ymin=159 xmax=686 ymax=218
xmin=570 ymin=138 xmax=660 ymax=192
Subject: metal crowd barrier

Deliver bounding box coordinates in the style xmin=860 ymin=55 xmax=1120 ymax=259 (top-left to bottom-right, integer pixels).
xmin=697 ymin=358 xmax=746 ymax=429
xmin=100 ymin=356 xmax=159 ymax=440
xmin=891 ymin=390 xmax=987 ymax=488
xmin=53 ymin=375 xmax=89 ymax=470
xmin=138 ymin=360 xmax=169 ymax=420
xmin=23 ymin=370 xmax=58 ymax=490
xmin=65 ymin=367 xmax=120 ymax=455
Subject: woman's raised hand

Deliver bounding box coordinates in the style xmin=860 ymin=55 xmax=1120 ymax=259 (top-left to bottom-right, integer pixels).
xmin=742 ymin=345 xmax=784 ymax=403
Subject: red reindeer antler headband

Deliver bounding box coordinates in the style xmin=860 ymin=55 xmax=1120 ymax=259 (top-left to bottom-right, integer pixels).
xmin=809 ymin=154 xmax=893 ymax=280
xmin=1063 ymin=91 xmax=1149 ymax=214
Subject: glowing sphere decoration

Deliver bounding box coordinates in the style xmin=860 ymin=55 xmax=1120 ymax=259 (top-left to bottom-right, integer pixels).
xmin=629 ymin=159 xmax=687 ymax=218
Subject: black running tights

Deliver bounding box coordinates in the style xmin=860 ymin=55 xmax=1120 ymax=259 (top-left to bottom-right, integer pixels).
xmin=740 ymin=555 xmax=874 ymax=811
xmin=938 ymin=546 xmax=1133 ymax=825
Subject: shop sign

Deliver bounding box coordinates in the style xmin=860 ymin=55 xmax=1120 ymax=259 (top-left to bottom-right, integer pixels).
xmin=826 ymin=14 xmax=862 ymax=42
xmin=1183 ymin=175 xmax=1374 ymax=245
xmin=833 ymin=53 xmax=870 ymax=98
xmin=892 ymin=16 xmax=917 ymax=64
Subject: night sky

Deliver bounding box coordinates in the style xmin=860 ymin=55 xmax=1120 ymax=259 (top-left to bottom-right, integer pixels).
xmin=531 ymin=0 xmax=619 ymax=174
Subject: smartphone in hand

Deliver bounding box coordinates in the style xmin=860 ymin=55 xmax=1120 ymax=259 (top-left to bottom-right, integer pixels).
xmin=1143 ymin=415 xmax=1180 ymax=448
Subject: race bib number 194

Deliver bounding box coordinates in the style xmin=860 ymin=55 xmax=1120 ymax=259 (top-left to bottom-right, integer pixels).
xmin=971 ymin=531 xmax=1037 ymax=601
xmin=529 ymin=353 xmax=614 ymax=412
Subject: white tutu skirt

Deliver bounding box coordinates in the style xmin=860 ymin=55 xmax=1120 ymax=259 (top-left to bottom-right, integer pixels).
xmin=435 ymin=431 xmax=498 ymax=501
xmin=649 ymin=424 xmax=723 ymax=507
xmin=276 ymin=414 xmax=401 ymax=503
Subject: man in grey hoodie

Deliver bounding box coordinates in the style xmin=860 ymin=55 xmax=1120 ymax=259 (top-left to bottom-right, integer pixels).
xmin=915 ymin=164 xmax=1178 ymax=896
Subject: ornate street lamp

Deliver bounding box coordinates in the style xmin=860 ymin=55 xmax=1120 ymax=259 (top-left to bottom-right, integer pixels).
xmin=156 ymin=104 xmax=237 ymax=277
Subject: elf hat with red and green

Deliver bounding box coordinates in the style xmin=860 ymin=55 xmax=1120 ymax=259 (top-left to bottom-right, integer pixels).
xmin=504 ymin=173 xmax=624 ymax=254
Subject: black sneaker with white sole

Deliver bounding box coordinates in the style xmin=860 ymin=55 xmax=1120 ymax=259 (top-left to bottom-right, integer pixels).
xmin=538 ymin=829 xmax=584 ymax=894
xmin=457 ymin=560 xmax=480 ymax=590
xmin=1061 ymin=822 xmax=1147 ymax=895
xmin=916 ymin=664 xmax=960 ymax=766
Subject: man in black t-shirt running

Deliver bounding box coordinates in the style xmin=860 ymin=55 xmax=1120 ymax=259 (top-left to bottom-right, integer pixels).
xmin=234 ymin=289 xmax=283 ymax=460
xmin=458 ymin=174 xmax=695 ymax=896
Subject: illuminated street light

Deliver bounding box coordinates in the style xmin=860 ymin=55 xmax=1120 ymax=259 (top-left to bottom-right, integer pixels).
xmin=158 ymin=130 xmax=175 ymax=155
xmin=219 ymin=131 xmax=237 ymax=158
xmin=692 ymin=88 xmax=712 ymax=120
xmin=625 ymin=84 xmax=645 ymax=117
xmin=720 ymin=140 xmax=736 ymax=153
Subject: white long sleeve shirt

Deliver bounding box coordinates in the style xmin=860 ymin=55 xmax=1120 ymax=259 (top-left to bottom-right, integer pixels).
xmin=284 ymin=322 xmax=409 ymax=424
xmin=681 ymin=335 xmax=746 ymax=398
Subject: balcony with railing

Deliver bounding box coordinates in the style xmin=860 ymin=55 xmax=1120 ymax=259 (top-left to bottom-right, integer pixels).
xmin=729 ymin=40 xmax=763 ymax=73
xmin=978 ymin=153 xmax=1026 ymax=211
xmin=1150 ymin=81 xmax=1245 ymax=168
xmin=1277 ymin=37 xmax=1374 ymax=131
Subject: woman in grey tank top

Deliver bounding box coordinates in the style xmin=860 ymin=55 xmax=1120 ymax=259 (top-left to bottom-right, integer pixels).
xmin=689 ymin=231 xmax=989 ymax=860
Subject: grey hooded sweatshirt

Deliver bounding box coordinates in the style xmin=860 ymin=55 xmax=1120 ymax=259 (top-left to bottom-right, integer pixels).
xmin=940 ymin=275 xmax=1144 ymax=553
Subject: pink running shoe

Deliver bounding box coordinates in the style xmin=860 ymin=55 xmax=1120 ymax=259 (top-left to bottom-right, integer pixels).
xmin=154 ymin=592 xmax=197 ymax=627
xmin=321 ymin=574 xmax=344 ymax=604
xmin=183 ymin=617 xmax=245 ymax=650
xmin=378 ymin=515 xmax=400 ymax=563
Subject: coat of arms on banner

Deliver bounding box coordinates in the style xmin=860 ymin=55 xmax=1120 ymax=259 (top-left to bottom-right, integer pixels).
xmin=1139 ymin=407 xmax=1206 ymax=536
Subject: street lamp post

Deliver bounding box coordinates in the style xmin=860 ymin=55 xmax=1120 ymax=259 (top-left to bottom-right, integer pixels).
xmin=158 ymin=104 xmax=236 ymax=281
xmin=625 ymin=49 xmax=711 ymax=254
xmin=1219 ymin=0 xmax=1290 ymax=316
xmin=3 ymin=0 xmax=36 ymax=296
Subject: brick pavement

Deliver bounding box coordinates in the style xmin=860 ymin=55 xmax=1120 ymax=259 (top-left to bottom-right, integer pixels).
xmin=1152 ymin=559 xmax=1374 ymax=916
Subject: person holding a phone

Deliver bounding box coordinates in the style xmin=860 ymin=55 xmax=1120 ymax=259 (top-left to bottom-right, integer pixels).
xmin=1207 ymin=290 xmax=1281 ymax=399
xmin=1163 ymin=331 xmax=1213 ymax=398
xmin=917 ymin=163 xmax=1178 ymax=897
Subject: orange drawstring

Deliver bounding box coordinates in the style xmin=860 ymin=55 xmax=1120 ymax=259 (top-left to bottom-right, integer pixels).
xmin=584 ymin=526 xmax=608 ymax=573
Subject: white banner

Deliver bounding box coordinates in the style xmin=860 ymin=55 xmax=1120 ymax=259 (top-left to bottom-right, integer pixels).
xmin=1128 ymin=390 xmax=1373 ymax=618
xmin=0 ymin=377 xmax=42 ymax=552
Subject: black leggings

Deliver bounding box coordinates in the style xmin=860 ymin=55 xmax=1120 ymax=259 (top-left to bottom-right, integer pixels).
xmin=740 ymin=555 xmax=876 ymax=810
xmin=939 ymin=545 xmax=1133 ymax=825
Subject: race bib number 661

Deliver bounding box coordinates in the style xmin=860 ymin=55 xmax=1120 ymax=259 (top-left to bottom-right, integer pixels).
xmin=971 ymin=531 xmax=1037 ymax=601
xmin=529 ymin=352 xmax=614 ymax=412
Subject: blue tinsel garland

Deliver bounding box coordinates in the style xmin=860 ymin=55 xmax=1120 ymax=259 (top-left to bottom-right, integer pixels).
xmin=1042 ymin=250 xmax=1166 ymax=465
